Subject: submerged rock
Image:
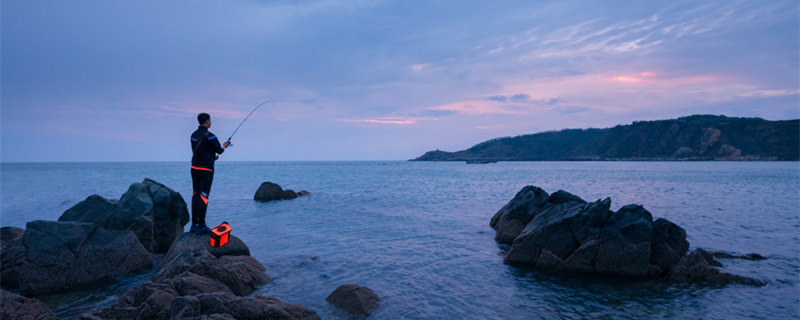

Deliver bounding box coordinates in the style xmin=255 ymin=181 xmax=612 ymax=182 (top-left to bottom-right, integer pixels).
xmin=17 ymin=220 xmax=152 ymax=295
xmin=1 ymin=289 xmax=58 ymax=320
xmin=493 ymin=185 xmax=761 ymax=285
xmin=325 ymin=284 xmax=380 ymax=316
xmin=668 ymin=248 xmax=765 ymax=286
xmin=58 ymin=178 xmax=190 ymax=254
xmin=254 ymin=182 xmax=310 ymax=202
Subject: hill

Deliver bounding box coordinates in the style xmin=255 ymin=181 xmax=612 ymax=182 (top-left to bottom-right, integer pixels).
xmin=412 ymin=115 xmax=799 ymax=161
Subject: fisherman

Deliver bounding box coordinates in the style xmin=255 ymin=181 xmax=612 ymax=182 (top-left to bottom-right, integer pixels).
xmin=190 ymin=113 xmax=230 ymax=235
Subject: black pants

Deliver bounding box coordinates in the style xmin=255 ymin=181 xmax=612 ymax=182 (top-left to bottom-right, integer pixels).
xmin=191 ymin=168 xmax=214 ymax=227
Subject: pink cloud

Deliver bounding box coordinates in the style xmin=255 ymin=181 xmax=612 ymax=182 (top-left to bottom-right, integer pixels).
xmin=339 ymin=117 xmax=438 ymax=125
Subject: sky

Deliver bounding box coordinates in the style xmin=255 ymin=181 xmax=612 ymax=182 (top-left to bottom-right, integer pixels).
xmin=2 ymin=0 xmax=798 ymax=162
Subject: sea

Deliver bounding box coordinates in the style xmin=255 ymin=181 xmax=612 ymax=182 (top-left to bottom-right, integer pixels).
xmin=1 ymin=161 xmax=798 ymax=320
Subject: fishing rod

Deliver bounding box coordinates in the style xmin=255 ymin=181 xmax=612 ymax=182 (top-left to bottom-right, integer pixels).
xmin=226 ymin=100 xmax=272 ymax=147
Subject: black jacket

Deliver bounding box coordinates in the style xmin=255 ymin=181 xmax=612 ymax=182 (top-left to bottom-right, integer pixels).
xmin=190 ymin=126 xmax=225 ymax=169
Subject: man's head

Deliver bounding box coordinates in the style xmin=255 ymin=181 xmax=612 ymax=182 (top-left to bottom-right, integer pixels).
xmin=197 ymin=113 xmax=211 ymax=128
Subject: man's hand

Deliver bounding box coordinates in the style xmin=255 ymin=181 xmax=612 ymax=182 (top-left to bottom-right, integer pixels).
xmin=223 ymin=141 xmax=231 ymax=148
xmin=215 ymin=155 xmax=219 ymax=160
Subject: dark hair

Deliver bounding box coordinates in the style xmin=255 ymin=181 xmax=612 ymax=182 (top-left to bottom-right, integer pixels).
xmin=197 ymin=113 xmax=210 ymax=125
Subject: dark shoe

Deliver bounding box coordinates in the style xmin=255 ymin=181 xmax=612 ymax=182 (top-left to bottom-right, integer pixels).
xmin=197 ymin=225 xmax=212 ymax=235
xmin=189 ymin=224 xmax=200 ymax=233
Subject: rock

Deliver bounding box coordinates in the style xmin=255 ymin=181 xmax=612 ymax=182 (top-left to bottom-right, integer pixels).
xmin=1 ymin=289 xmax=59 ymax=320
xmin=650 ymin=218 xmax=690 ymax=272
xmin=168 ymin=272 xmax=234 ymax=296
xmin=0 ymin=226 xmax=24 ymax=250
xmin=1 ymin=240 xmax=26 ymax=288
xmin=153 ymin=249 xmax=269 ymax=296
xmin=164 ymin=232 xmax=250 ymax=262
xmin=80 ymin=281 xmax=180 ymax=320
xmin=161 ymin=293 xmax=320 ymax=320
xmin=254 ymin=182 xmax=308 ymax=202
xmin=59 ymin=194 xmax=117 ymax=226
xmin=668 ymin=248 xmax=765 ymax=286
xmin=710 ymin=251 xmax=767 ymax=260
xmin=100 ymin=179 xmax=190 ymax=253
xmin=18 ymin=220 xmax=153 ymax=295
xmin=325 ymin=284 xmax=380 ymax=316
xmin=297 ymin=190 xmax=310 ymax=196
xmin=496 ymin=185 xmax=766 ymax=285
xmin=489 ymin=186 xmax=550 ymax=244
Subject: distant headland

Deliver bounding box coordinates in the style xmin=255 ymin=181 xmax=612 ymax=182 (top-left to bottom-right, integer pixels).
xmin=412 ymin=115 xmax=799 ymax=161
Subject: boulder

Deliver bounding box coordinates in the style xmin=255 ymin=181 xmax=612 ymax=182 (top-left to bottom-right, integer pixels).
xmin=1 ymin=289 xmax=59 ymax=320
xmin=0 ymin=240 xmax=26 ymax=288
xmin=59 ymin=194 xmax=117 ymax=226
xmin=0 ymin=226 xmax=24 ymax=250
xmin=153 ymin=249 xmax=269 ymax=296
xmin=495 ymin=185 xmax=765 ymax=285
xmin=325 ymin=284 xmax=380 ymax=316
xmin=668 ymin=248 xmax=765 ymax=286
xmin=101 ymin=178 xmax=190 ymax=253
xmin=254 ymin=182 xmax=309 ymax=202
xmin=164 ymin=232 xmax=250 ymax=262
xmin=18 ymin=220 xmax=153 ymax=295
xmin=160 ymin=293 xmax=320 ymax=320
xmin=503 ymin=197 xmax=675 ymax=277
xmin=490 ymin=186 xmax=550 ymax=244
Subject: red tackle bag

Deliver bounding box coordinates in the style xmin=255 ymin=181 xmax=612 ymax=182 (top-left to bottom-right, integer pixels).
xmin=210 ymin=221 xmax=231 ymax=247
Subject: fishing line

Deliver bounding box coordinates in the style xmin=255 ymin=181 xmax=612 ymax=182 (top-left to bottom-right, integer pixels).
xmin=226 ymin=100 xmax=272 ymax=146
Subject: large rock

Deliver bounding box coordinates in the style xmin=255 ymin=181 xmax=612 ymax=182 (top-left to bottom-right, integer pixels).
xmin=17 ymin=220 xmax=153 ymax=295
xmin=495 ymin=185 xmax=760 ymax=284
xmin=1 ymin=289 xmax=59 ymax=320
xmin=1 ymin=240 xmax=26 ymax=288
xmin=668 ymin=248 xmax=765 ymax=286
xmin=153 ymin=249 xmax=269 ymax=296
xmin=254 ymin=182 xmax=309 ymax=202
xmin=61 ymin=179 xmax=190 ymax=253
xmin=59 ymin=195 xmax=117 ymax=226
xmin=325 ymin=284 xmax=380 ymax=316
xmin=0 ymin=226 xmax=24 ymax=250
xmin=490 ymin=186 xmax=550 ymax=244
xmin=164 ymin=232 xmax=250 ymax=262
xmin=160 ymin=293 xmax=320 ymax=320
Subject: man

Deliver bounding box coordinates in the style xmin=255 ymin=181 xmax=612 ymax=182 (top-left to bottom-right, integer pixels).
xmin=190 ymin=113 xmax=230 ymax=234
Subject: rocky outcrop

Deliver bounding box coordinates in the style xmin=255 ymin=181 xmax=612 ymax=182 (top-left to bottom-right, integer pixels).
xmin=0 ymin=227 xmax=24 ymax=250
xmin=325 ymin=284 xmax=379 ymax=316
xmin=493 ymin=185 xmax=764 ymax=285
xmin=254 ymin=182 xmax=309 ymax=202
xmin=12 ymin=220 xmax=152 ymax=295
xmin=81 ymin=232 xmax=319 ymax=320
xmin=159 ymin=293 xmax=320 ymax=320
xmin=59 ymin=178 xmax=190 ymax=253
xmin=153 ymin=249 xmax=269 ymax=296
xmin=1 ymin=289 xmax=58 ymax=320
xmin=164 ymin=232 xmax=250 ymax=262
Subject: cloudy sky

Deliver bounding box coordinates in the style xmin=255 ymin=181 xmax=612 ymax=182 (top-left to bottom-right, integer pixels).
xmin=2 ymin=0 xmax=798 ymax=161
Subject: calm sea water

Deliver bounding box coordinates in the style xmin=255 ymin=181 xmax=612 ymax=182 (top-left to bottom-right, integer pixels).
xmin=1 ymin=161 xmax=798 ymax=319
